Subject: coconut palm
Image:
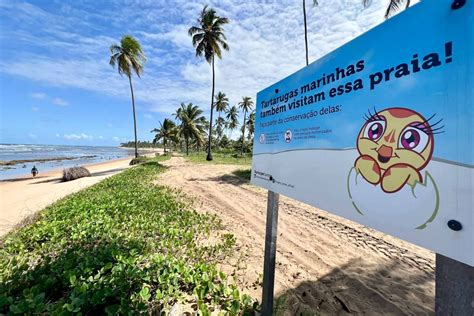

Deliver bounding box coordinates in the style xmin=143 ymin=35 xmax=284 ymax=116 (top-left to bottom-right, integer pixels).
xmin=215 ymin=116 xmax=227 ymax=147
xmin=109 ymin=35 xmax=146 ymax=158
xmin=303 ymin=0 xmax=318 ymax=66
xmin=226 ymin=105 xmax=239 ymax=139
xmin=214 ymin=92 xmax=229 ymax=120
xmin=173 ymin=105 xmax=183 ymax=121
xmin=238 ymin=97 xmax=254 ymax=156
xmin=361 ymin=0 xmax=410 ymax=19
xmin=214 ymin=91 xmax=229 ymax=144
xmin=384 ymin=0 xmax=411 ymax=18
xmin=246 ymin=111 xmax=255 ymax=141
xmin=176 ymin=103 xmax=207 ymax=155
xmin=151 ymin=118 xmax=177 ymax=154
xmin=189 ymin=5 xmax=229 ymax=161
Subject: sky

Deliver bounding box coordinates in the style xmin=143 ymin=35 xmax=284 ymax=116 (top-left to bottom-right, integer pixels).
xmin=0 ymin=0 xmax=408 ymax=146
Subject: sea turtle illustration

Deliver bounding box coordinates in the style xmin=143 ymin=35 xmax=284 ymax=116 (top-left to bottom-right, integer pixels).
xmin=354 ymin=107 xmax=443 ymax=193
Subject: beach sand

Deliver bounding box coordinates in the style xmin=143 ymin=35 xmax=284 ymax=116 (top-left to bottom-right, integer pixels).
xmin=155 ymin=157 xmax=435 ymax=314
xmin=0 ymin=151 xmax=160 ymax=236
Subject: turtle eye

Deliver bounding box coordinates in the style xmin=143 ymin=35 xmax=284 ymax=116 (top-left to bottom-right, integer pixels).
xmin=398 ymin=126 xmax=429 ymax=153
xmin=363 ymin=120 xmax=385 ymax=141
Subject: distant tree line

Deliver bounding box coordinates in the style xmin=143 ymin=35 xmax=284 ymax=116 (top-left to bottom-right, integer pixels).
xmin=120 ymin=140 xmax=156 ymax=148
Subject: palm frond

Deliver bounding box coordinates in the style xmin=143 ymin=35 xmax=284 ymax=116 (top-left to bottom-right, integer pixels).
xmin=385 ymin=0 xmax=407 ymax=18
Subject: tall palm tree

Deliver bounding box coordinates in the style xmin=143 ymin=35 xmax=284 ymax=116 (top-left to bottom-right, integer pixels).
xmin=238 ymin=97 xmax=254 ymax=156
xmin=151 ymin=118 xmax=177 ymax=154
xmin=189 ymin=6 xmax=229 ymax=161
xmin=214 ymin=91 xmax=229 ymax=120
xmin=109 ymin=35 xmax=146 ymax=158
xmin=303 ymin=0 xmax=318 ymax=66
xmin=246 ymin=111 xmax=255 ymax=141
xmin=384 ymin=0 xmax=411 ymax=18
xmin=214 ymin=91 xmax=229 ymax=145
xmin=226 ymin=105 xmax=239 ymax=139
xmin=361 ymin=0 xmax=411 ymax=19
xmin=176 ymin=103 xmax=207 ymax=155
xmin=215 ymin=116 xmax=226 ymax=147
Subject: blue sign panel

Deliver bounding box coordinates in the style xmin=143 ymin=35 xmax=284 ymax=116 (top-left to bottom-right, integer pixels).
xmin=251 ymin=0 xmax=473 ymax=266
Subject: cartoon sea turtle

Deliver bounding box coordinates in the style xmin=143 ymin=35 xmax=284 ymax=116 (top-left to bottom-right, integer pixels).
xmin=355 ymin=107 xmax=443 ymax=193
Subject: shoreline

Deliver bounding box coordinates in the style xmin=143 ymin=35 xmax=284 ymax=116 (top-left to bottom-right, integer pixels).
xmin=0 ymin=148 xmax=161 ymax=181
xmin=0 ymin=150 xmax=162 ymax=236
xmin=0 ymin=156 xmax=131 ymax=182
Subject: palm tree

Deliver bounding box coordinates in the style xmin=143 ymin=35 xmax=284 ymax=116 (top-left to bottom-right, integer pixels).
xmin=189 ymin=6 xmax=229 ymax=161
xmin=384 ymin=0 xmax=411 ymax=18
xmin=214 ymin=91 xmax=229 ymax=145
xmin=226 ymin=105 xmax=239 ymax=139
xmin=176 ymin=103 xmax=207 ymax=155
xmin=151 ymin=118 xmax=177 ymax=154
xmin=238 ymin=97 xmax=254 ymax=156
xmin=246 ymin=111 xmax=255 ymax=141
xmin=361 ymin=0 xmax=411 ymax=19
xmin=303 ymin=0 xmax=318 ymax=66
xmin=109 ymin=35 xmax=146 ymax=158
xmin=214 ymin=92 xmax=229 ymax=120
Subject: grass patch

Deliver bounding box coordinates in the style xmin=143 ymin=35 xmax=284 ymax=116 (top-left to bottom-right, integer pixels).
xmin=0 ymin=157 xmax=256 ymax=314
xmin=184 ymin=152 xmax=252 ymax=166
xmin=232 ymin=169 xmax=251 ymax=181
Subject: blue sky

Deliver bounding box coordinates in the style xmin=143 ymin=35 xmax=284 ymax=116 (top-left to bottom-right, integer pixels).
xmin=0 ymin=0 xmax=400 ymax=146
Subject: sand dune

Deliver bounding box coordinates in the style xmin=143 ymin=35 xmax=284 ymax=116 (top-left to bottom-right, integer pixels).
xmin=156 ymin=157 xmax=435 ymax=314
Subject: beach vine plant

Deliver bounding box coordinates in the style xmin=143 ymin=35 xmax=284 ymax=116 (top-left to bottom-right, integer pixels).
xmin=0 ymin=157 xmax=256 ymax=314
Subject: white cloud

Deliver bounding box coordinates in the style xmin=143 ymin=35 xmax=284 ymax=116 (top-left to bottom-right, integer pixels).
xmin=31 ymin=92 xmax=46 ymax=99
xmin=28 ymin=133 xmax=37 ymax=139
xmin=0 ymin=0 xmax=420 ymax=120
xmin=31 ymin=106 xmax=39 ymax=112
xmin=52 ymin=97 xmax=69 ymax=106
xmin=144 ymin=113 xmax=153 ymax=119
xmin=63 ymin=133 xmax=92 ymax=140
xmin=112 ymin=136 xmax=120 ymax=142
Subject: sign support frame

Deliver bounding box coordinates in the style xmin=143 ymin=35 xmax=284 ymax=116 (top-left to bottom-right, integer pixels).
xmin=261 ymin=190 xmax=280 ymax=316
xmin=435 ymin=253 xmax=474 ymax=314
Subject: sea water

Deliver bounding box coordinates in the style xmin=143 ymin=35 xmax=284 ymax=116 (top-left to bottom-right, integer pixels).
xmin=0 ymin=144 xmax=136 ymax=180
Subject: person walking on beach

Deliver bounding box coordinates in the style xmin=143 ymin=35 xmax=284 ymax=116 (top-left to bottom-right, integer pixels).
xmin=31 ymin=165 xmax=38 ymax=177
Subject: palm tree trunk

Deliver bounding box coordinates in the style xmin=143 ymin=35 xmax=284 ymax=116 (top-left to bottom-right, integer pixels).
xmin=206 ymin=57 xmax=215 ymax=161
xmin=241 ymin=110 xmax=247 ymax=156
xmin=128 ymin=76 xmax=138 ymax=158
xmin=185 ymin=136 xmax=189 ymax=155
xmin=217 ymin=111 xmax=221 ymax=148
xmin=164 ymin=138 xmax=167 ymax=154
xmin=303 ymin=0 xmax=309 ymax=66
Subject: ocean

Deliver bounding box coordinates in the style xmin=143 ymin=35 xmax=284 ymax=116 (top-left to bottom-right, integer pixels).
xmin=0 ymin=144 xmax=137 ymax=180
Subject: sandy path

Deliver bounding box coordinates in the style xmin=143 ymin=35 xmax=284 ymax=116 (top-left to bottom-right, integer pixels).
xmin=0 ymin=151 xmax=161 ymax=236
xmin=156 ymin=157 xmax=435 ymax=315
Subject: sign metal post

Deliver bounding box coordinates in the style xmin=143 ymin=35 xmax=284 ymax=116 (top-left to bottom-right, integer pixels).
xmin=435 ymin=253 xmax=474 ymax=314
xmin=261 ymin=190 xmax=279 ymax=315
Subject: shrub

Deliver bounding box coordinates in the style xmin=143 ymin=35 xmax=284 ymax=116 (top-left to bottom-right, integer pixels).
xmin=129 ymin=156 xmax=147 ymax=165
xmin=62 ymin=166 xmax=91 ymax=182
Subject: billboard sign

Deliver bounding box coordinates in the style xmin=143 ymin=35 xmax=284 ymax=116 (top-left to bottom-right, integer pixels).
xmin=251 ymin=0 xmax=473 ymax=266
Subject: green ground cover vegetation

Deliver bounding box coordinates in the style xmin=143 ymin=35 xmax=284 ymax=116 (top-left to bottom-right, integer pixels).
xmin=0 ymin=157 xmax=256 ymax=315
